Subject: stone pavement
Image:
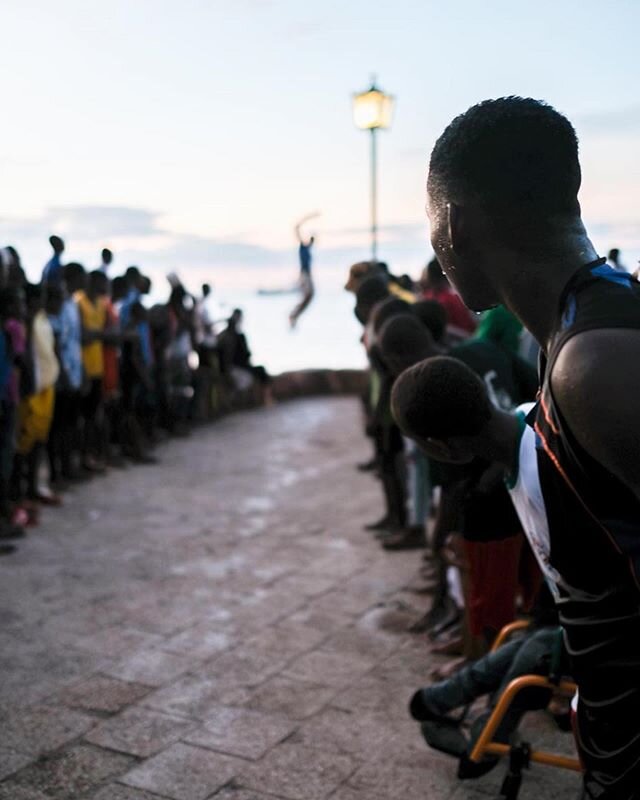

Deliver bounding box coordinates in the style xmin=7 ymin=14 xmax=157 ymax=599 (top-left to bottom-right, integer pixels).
xmin=0 ymin=397 xmax=581 ymax=800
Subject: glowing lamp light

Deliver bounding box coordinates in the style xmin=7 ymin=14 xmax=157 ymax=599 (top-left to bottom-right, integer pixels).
xmin=352 ymin=77 xmax=395 ymax=260
xmin=352 ymin=82 xmax=395 ymax=131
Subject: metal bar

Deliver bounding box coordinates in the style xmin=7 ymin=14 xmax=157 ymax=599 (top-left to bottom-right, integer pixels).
xmin=482 ymin=742 xmax=582 ymax=772
xmin=490 ymin=620 xmax=532 ymax=653
xmin=370 ymin=127 xmax=377 ymax=262
xmin=469 ymin=676 xmax=578 ymax=764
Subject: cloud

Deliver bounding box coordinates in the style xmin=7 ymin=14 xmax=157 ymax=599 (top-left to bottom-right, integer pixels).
xmin=0 ymin=205 xmax=162 ymax=242
xmin=0 ymin=203 xmax=433 ymax=288
xmin=587 ymin=220 xmax=640 ymax=254
xmin=0 ymin=205 xmax=288 ymax=279
xmin=577 ymin=105 xmax=640 ymax=134
xmin=137 ymin=233 xmax=285 ymax=268
xmin=325 ymin=221 xmax=426 ymax=240
xmin=48 ymin=206 xmax=162 ymax=238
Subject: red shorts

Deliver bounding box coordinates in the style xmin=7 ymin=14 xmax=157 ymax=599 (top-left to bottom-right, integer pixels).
xmin=464 ymin=535 xmax=523 ymax=637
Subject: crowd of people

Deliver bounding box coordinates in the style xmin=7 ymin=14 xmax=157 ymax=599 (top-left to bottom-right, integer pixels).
xmin=0 ymin=239 xmax=270 ymax=555
xmin=347 ymin=252 xmax=631 ymax=792
xmin=4 ymin=97 xmax=639 ymax=800
xmin=345 ymin=97 xmax=640 ymax=800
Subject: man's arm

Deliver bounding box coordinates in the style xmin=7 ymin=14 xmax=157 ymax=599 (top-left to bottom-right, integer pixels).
xmin=551 ymin=328 xmax=640 ymax=502
xmin=294 ymin=212 xmax=320 ymax=244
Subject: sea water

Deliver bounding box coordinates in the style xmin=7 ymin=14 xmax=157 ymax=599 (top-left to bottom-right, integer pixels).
xmin=208 ymin=288 xmax=366 ymax=375
xmin=140 ymin=260 xmax=369 ymax=374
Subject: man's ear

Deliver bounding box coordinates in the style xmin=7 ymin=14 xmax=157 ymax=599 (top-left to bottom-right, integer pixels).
xmin=447 ymin=202 xmax=469 ymax=256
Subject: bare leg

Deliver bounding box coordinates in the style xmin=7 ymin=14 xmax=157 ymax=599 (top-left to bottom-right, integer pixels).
xmin=289 ymin=286 xmax=314 ymax=328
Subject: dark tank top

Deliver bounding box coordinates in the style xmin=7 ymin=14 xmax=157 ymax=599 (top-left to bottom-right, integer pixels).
xmin=532 ymin=259 xmax=640 ymax=593
xmin=529 ymin=259 xmax=640 ymax=798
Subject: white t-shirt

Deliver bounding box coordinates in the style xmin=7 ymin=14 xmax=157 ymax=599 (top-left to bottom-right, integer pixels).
xmin=506 ymin=403 xmax=563 ymax=599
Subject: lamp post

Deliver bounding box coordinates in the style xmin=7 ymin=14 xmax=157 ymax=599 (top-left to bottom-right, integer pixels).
xmin=352 ymin=77 xmax=395 ymax=262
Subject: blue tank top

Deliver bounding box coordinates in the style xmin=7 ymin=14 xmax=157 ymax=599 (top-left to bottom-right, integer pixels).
xmin=299 ymin=243 xmax=312 ymax=274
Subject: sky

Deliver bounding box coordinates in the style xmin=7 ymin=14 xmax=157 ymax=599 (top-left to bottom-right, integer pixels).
xmin=1 ymin=0 xmax=640 ymax=292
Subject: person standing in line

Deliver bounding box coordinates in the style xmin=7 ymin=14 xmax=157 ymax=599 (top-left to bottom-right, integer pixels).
xmin=41 ymin=235 xmax=65 ymax=284
xmin=13 ymin=284 xmax=60 ymax=507
xmin=0 ymin=287 xmax=27 ymax=547
xmin=98 ymin=248 xmax=113 ymax=274
xmin=426 ymin=96 xmax=640 ymax=800
xmin=47 ymin=264 xmax=85 ymax=483
xmin=606 ymin=247 xmax=626 ymax=272
xmin=75 ymin=269 xmax=108 ymax=472
xmin=420 ymin=258 xmax=478 ymax=343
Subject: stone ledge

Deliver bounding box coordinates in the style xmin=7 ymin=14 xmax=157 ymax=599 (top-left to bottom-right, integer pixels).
xmin=272 ymin=369 xmax=367 ymax=401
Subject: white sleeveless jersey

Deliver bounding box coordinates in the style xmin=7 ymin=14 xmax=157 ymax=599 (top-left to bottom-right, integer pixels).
xmin=507 ymin=403 xmax=563 ymax=599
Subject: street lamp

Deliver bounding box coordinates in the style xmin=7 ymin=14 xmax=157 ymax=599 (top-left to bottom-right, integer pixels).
xmin=352 ymin=77 xmax=395 ymax=261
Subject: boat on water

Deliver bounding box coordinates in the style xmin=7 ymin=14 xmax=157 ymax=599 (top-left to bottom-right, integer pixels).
xmin=257 ymin=286 xmax=299 ymax=296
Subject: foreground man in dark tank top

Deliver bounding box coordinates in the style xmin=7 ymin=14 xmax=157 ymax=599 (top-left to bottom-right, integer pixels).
xmin=427 ymin=96 xmax=640 ymax=800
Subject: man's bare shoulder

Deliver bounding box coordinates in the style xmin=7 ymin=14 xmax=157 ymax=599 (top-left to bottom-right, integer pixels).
xmin=550 ymin=327 xmax=640 ymax=498
xmin=551 ymin=327 xmax=640 ymax=392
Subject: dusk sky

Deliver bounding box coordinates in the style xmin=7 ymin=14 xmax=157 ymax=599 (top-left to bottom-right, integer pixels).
xmin=2 ymin=0 xmax=640 ymax=289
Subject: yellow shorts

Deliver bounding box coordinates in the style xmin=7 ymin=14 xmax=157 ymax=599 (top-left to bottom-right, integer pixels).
xmin=17 ymin=386 xmax=55 ymax=455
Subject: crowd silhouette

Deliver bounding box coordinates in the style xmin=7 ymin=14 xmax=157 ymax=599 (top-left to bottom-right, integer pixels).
xmin=0 ymin=238 xmax=270 ymax=554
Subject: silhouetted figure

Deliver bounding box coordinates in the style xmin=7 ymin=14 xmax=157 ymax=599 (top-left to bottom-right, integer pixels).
xmin=427 ymin=95 xmax=640 ymax=799
xmin=606 ymin=247 xmax=626 ymax=272
xmin=219 ymin=309 xmax=272 ymax=404
xmin=42 ymin=236 xmax=65 ymax=284
xmin=420 ymin=258 xmax=477 ymax=342
xmin=289 ymin=214 xmax=318 ymax=328
xmin=99 ymin=248 xmax=113 ymax=273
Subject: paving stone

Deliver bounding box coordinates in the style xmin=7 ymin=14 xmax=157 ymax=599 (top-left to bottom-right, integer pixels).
xmin=283 ymin=649 xmax=376 ymax=689
xmin=56 ymin=674 xmax=153 ymax=713
xmin=90 ymin=786 xmax=167 ymax=800
xmin=346 ymin=759 xmax=456 ymax=800
xmin=328 ymin=788 xmax=387 ymax=800
xmin=284 ymin=605 xmax=354 ymax=634
xmin=226 ymin=592 xmax=306 ymax=632
xmin=121 ymin=597 xmax=216 ymax=637
xmin=85 ymin=706 xmax=196 ymax=757
xmin=74 ymin=626 xmax=166 ymax=658
xmin=0 ymin=670 xmax=65 ymax=712
xmin=290 ymin=707 xmax=396 ymax=758
xmin=243 ymin=675 xmax=339 ymax=720
xmin=103 ymin=647 xmax=194 ymax=686
xmin=0 ymin=746 xmax=33 ymax=781
xmin=0 ymin=785 xmax=50 ymax=800
xmin=43 ymin=603 xmax=128 ymax=639
xmin=160 ymin=625 xmax=234 ymax=660
xmin=0 ymin=704 xmax=96 ymax=755
xmin=331 ymin=675 xmax=411 ymax=720
xmin=9 ymin=743 xmax=135 ymax=799
xmin=212 ymin=788 xmax=290 ymax=800
xmin=244 ymin=621 xmax=328 ymax=659
xmin=371 ymin=644 xmax=432 ymax=685
xmin=301 ymin=559 xmax=365 ymax=585
xmin=198 ymin=645 xmax=289 ymax=690
xmin=272 ymin=574 xmax=338 ymax=598
xmin=184 ymin=706 xmax=297 ymax=760
xmin=238 ymin=742 xmax=358 ymax=800
xmin=306 ymin=590 xmax=374 ymax=620
xmin=121 ymin=742 xmax=244 ymax=800
xmin=321 ymin=624 xmax=401 ymax=660
xmin=142 ymin=672 xmax=252 ymax=720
